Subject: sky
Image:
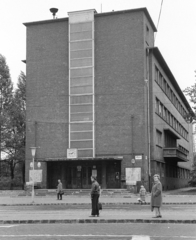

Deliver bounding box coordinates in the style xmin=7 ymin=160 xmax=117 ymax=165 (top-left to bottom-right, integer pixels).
xmin=1 ymin=0 xmax=196 ymax=94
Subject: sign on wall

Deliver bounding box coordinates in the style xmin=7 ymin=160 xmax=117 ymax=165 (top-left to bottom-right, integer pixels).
xmin=29 ymin=170 xmax=42 ymax=182
xmin=67 ymin=148 xmax=78 ymax=159
xmin=125 ymin=168 xmax=141 ymax=185
xmin=92 ymin=169 xmax=97 ymax=177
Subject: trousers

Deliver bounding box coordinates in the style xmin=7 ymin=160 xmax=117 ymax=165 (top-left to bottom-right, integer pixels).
xmin=91 ymin=194 xmax=99 ymax=216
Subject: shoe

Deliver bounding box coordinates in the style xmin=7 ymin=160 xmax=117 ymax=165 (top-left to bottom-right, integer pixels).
xmin=89 ymin=215 xmax=95 ymax=217
xmin=158 ymin=215 xmax=162 ymax=218
xmin=152 ymin=216 xmax=159 ymax=218
xmin=96 ymin=215 xmax=99 ymax=217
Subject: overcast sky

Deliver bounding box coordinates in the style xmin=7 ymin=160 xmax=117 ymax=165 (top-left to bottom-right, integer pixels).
xmin=1 ymin=0 xmax=196 ymax=93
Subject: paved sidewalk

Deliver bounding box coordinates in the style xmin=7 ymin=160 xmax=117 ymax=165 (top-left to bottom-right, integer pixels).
xmin=0 ymin=187 xmax=195 ymax=224
xmin=0 ymin=203 xmax=195 ymax=224
xmin=0 ymin=188 xmax=196 ymax=205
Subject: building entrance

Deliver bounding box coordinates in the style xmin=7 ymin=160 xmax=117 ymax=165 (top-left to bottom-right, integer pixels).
xmin=47 ymin=160 xmax=121 ymax=189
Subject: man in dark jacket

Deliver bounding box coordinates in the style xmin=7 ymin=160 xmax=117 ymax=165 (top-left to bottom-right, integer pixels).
xmin=89 ymin=176 xmax=100 ymax=217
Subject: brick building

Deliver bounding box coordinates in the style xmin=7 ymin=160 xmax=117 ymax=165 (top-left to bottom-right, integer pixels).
xmin=24 ymin=8 xmax=193 ymax=191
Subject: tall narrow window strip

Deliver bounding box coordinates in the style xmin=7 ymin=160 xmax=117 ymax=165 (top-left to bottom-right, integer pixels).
xmin=69 ymin=11 xmax=95 ymax=158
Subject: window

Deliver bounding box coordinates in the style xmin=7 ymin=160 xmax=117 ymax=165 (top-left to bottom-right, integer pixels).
xmin=163 ymin=107 xmax=166 ymax=119
xmin=163 ymin=79 xmax=166 ymax=92
xmin=155 ymin=66 xmax=159 ymax=82
xmin=166 ymin=109 xmax=169 ymax=123
xmin=159 ymin=102 xmax=162 ymax=116
xmin=159 ymin=72 xmax=162 ymax=87
xmin=156 ymin=130 xmax=162 ymax=146
xmin=155 ymin=98 xmax=159 ymax=113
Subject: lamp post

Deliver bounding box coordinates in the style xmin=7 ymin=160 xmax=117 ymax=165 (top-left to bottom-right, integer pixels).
xmin=30 ymin=147 xmax=41 ymax=203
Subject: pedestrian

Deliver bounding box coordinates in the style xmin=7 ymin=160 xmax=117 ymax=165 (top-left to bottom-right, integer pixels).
xmin=138 ymin=185 xmax=146 ymax=204
xmin=89 ymin=176 xmax=100 ymax=217
xmin=151 ymin=174 xmax=162 ymax=218
xmin=57 ymin=179 xmax=63 ymax=200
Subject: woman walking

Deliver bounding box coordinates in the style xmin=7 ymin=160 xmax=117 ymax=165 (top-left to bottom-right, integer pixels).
xmin=151 ymin=174 xmax=162 ymax=218
xmin=89 ymin=176 xmax=100 ymax=217
xmin=57 ymin=179 xmax=63 ymax=200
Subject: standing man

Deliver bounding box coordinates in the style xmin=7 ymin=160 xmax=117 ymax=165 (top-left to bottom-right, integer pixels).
xmin=57 ymin=179 xmax=63 ymax=200
xmin=89 ymin=176 xmax=100 ymax=217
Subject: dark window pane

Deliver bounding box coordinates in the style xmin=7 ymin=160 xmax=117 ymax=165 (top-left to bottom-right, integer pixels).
xmin=70 ymin=95 xmax=93 ymax=104
xmin=70 ymin=49 xmax=92 ymax=59
xmin=70 ymin=58 xmax=92 ymax=68
xmin=78 ymin=149 xmax=93 ymax=158
xmin=70 ymin=131 xmax=93 ymax=140
xmin=70 ymin=104 xmax=93 ymax=113
xmin=70 ymin=85 xmax=93 ymax=94
xmin=70 ymin=22 xmax=92 ymax=33
xmin=70 ymin=77 xmax=92 ymax=87
xmin=70 ymin=112 xmax=93 ymax=121
xmin=70 ymin=40 xmax=92 ymax=51
xmin=70 ymin=67 xmax=92 ymax=78
xmin=70 ymin=31 xmax=92 ymax=41
xmin=70 ymin=140 xmax=93 ymax=148
xmin=70 ymin=123 xmax=93 ymax=131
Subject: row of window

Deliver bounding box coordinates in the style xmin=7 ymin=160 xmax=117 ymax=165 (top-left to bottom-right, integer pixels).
xmin=155 ymin=65 xmax=187 ymax=118
xmin=156 ymin=162 xmax=190 ymax=179
xmin=155 ymin=98 xmax=188 ymax=140
xmin=178 ymin=144 xmax=189 ymax=156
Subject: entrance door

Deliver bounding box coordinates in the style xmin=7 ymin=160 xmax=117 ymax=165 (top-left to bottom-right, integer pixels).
xmin=68 ymin=165 xmax=91 ymax=189
xmin=106 ymin=161 xmax=121 ymax=188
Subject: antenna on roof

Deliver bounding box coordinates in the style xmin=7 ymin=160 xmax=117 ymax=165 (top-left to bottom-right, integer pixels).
xmin=50 ymin=8 xmax=58 ymax=19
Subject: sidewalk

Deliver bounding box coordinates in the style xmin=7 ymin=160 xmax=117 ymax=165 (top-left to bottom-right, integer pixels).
xmin=0 ymin=187 xmax=196 ymax=205
xmin=0 ymin=187 xmax=195 ymax=224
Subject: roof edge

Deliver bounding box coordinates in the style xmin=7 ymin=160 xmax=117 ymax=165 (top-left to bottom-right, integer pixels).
xmin=149 ymin=47 xmax=193 ymax=114
xmin=23 ymin=7 xmax=156 ymax=32
xmin=23 ymin=17 xmax=68 ymax=27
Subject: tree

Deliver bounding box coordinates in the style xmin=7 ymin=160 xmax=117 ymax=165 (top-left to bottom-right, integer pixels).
xmin=183 ymin=70 xmax=196 ymax=110
xmin=0 ymin=54 xmax=13 ymax=164
xmin=183 ymin=72 xmax=196 ymax=187
xmin=189 ymin=155 xmax=196 ymax=187
xmin=3 ymin=71 xmax=26 ymax=189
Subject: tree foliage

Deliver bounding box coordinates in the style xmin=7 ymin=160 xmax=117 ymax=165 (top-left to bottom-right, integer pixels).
xmin=189 ymin=155 xmax=196 ymax=187
xmin=183 ymin=83 xmax=196 ymax=112
xmin=0 ymin=54 xmax=13 ymax=161
xmin=0 ymin=54 xmax=26 ymax=189
xmin=184 ymin=72 xmax=196 ymax=187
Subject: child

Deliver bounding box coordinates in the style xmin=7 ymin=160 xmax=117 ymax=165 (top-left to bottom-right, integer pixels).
xmin=138 ymin=185 xmax=146 ymax=204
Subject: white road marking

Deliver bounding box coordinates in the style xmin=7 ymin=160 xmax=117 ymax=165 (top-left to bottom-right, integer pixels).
xmin=132 ymin=236 xmax=150 ymax=240
xmin=0 ymin=234 xmax=194 ymax=238
xmin=0 ymin=225 xmax=18 ymax=228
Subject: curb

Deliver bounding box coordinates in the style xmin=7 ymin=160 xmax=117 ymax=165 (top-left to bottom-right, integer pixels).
xmin=1 ymin=202 xmax=196 ymax=206
xmin=0 ymin=219 xmax=195 ymax=224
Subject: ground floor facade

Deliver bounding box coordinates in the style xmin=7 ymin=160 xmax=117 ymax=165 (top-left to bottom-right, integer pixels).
xmin=45 ymin=159 xmax=121 ymax=189
xmin=34 ymin=157 xmax=190 ymax=192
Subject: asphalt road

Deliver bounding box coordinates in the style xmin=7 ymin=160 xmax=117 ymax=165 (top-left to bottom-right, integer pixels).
xmin=0 ymin=223 xmax=196 ymax=239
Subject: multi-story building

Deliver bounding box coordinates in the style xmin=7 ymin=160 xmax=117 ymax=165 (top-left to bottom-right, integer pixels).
xmin=24 ymin=7 xmax=193 ymax=191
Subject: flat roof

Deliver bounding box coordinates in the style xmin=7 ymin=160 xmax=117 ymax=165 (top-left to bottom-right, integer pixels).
xmin=23 ymin=7 xmax=156 ymax=31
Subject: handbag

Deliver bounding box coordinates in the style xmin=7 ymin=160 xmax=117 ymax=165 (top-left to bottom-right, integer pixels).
xmin=98 ymin=202 xmax=102 ymax=210
xmin=60 ymin=190 xmax=64 ymax=195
